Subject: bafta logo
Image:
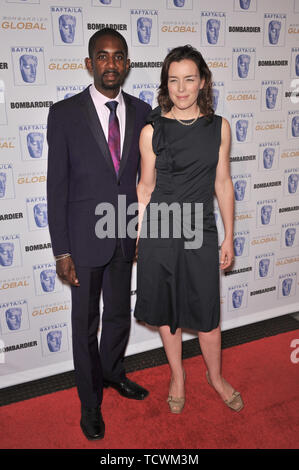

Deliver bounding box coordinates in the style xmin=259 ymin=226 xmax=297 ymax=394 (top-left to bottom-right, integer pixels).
xmin=40 ymin=269 xmax=56 ymax=292
xmin=59 ymin=14 xmax=76 ymax=43
xmin=5 ymin=308 xmax=22 ymax=331
xmin=47 ymin=330 xmax=62 ymax=352
xmin=232 ymin=289 xmax=244 ymax=308
xmin=33 ymin=203 xmax=48 ymax=228
xmin=236 ymin=119 xmax=248 ymax=142
xmin=27 ymin=132 xmax=44 ymax=159
xmin=237 ymin=54 xmax=250 ymax=79
xmin=0 ymin=243 xmax=14 ymax=266
xmin=0 ymin=173 xmax=7 ymax=198
xmin=206 ymin=19 xmax=220 ymax=45
xmin=137 ymin=17 xmax=152 ymax=44
xmin=268 ymin=20 xmax=281 ymax=45
xmin=263 ymin=147 xmax=275 ymax=169
xmin=19 ymin=54 xmax=38 ymax=83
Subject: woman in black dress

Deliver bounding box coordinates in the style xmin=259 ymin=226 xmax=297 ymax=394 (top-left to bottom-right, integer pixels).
xmin=134 ymin=46 xmax=244 ymax=414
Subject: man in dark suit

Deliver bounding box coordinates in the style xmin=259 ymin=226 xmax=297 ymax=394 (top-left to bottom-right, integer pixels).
xmin=47 ymin=28 xmax=151 ymax=441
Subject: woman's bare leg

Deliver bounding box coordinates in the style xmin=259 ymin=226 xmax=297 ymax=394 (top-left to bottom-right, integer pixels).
xmin=159 ymin=325 xmax=185 ymax=399
xmin=198 ymin=325 xmax=235 ymax=401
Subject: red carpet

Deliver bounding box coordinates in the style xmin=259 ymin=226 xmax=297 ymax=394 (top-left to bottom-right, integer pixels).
xmin=0 ymin=330 xmax=299 ymax=449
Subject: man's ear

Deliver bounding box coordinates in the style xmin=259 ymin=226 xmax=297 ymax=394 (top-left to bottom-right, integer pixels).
xmin=85 ymin=57 xmax=93 ymax=74
xmin=126 ymin=58 xmax=131 ymax=74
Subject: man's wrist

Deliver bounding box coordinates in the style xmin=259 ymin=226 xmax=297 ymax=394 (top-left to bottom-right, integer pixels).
xmin=55 ymin=253 xmax=71 ymax=261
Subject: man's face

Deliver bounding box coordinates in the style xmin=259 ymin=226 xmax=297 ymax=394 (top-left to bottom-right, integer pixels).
xmin=85 ymin=35 xmax=130 ymax=97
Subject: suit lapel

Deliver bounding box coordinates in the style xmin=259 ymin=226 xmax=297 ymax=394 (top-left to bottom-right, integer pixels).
xmin=78 ymin=87 xmax=136 ymax=181
xmin=78 ymin=87 xmax=116 ymax=177
xmin=119 ymin=91 xmax=136 ymax=180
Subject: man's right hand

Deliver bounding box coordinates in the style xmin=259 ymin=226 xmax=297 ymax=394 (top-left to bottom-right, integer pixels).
xmin=56 ymin=256 xmax=80 ymax=286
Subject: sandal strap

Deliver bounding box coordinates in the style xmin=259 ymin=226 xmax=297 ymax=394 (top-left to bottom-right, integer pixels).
xmin=167 ymin=396 xmax=185 ymax=404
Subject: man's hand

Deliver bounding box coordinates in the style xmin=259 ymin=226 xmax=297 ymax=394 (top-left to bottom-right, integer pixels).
xmin=56 ymin=256 xmax=80 ymax=286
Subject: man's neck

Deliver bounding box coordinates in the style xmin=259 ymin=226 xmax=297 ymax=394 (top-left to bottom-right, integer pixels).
xmin=93 ymin=84 xmax=121 ymax=99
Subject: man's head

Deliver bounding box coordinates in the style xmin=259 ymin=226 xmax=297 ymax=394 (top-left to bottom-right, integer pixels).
xmin=85 ymin=28 xmax=130 ymax=98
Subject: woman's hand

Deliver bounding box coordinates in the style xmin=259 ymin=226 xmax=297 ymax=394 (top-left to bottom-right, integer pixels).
xmin=219 ymin=238 xmax=234 ymax=270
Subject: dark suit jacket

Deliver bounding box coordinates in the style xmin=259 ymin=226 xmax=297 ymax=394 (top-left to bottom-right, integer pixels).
xmin=47 ymin=85 xmax=151 ymax=267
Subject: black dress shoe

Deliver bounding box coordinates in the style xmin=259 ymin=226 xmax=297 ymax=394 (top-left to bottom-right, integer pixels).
xmin=103 ymin=377 xmax=149 ymax=400
xmin=80 ymin=406 xmax=105 ymax=441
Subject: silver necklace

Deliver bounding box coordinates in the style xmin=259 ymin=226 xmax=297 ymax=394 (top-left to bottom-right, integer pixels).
xmin=171 ymin=107 xmax=200 ymax=126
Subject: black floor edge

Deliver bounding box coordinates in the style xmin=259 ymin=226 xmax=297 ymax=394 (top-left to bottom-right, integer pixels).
xmin=0 ymin=312 xmax=298 ymax=407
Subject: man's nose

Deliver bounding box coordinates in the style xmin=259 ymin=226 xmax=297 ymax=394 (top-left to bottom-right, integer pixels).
xmin=106 ymin=55 xmax=117 ymax=68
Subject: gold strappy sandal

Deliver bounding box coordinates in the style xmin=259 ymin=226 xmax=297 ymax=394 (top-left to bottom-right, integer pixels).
xmin=167 ymin=370 xmax=186 ymax=414
xmin=206 ymin=371 xmax=244 ymax=412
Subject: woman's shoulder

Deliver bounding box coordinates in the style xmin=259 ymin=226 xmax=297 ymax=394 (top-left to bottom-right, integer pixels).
xmin=146 ymin=106 xmax=162 ymax=125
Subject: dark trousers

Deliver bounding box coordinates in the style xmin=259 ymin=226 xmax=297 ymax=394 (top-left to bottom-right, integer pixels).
xmin=71 ymin=239 xmax=133 ymax=408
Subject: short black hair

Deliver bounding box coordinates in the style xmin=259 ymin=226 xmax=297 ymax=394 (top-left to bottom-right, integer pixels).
xmin=88 ymin=28 xmax=128 ymax=58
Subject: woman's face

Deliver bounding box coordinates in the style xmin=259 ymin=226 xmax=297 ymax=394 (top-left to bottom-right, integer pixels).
xmin=167 ymin=59 xmax=204 ymax=111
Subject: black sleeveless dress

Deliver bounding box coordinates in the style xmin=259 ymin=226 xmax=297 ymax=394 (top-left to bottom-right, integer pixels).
xmin=134 ymin=107 xmax=222 ymax=334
